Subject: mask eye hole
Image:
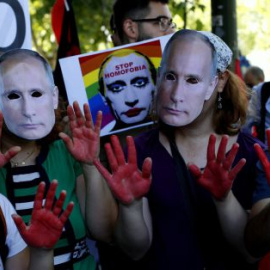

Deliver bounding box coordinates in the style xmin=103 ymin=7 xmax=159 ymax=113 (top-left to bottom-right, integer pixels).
xmin=164 ymin=72 xmax=176 ymax=81
xmin=32 ymin=91 xmax=42 ymax=97
xmin=7 ymin=93 xmax=20 ymax=100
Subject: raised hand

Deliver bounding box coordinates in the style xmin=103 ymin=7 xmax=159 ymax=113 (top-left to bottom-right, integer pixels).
xmin=12 ymin=180 xmax=74 ymax=249
xmin=94 ymin=135 xmax=152 ymax=204
xmin=59 ymin=101 xmax=102 ymax=164
xmin=0 ymin=111 xmax=21 ymax=167
xmin=188 ymin=134 xmax=246 ymax=201
xmin=254 ymin=129 xmax=270 ymax=184
xmin=258 ymin=251 xmax=270 ymax=270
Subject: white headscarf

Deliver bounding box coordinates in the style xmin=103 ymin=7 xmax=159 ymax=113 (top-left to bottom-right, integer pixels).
xmin=199 ymin=31 xmax=233 ymax=73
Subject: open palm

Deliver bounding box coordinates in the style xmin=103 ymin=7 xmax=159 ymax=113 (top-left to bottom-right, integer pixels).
xmin=188 ymin=134 xmax=246 ymax=200
xmin=94 ymin=135 xmax=152 ymax=204
xmin=60 ymin=101 xmax=102 ymax=164
xmin=12 ymin=181 xmax=73 ymax=249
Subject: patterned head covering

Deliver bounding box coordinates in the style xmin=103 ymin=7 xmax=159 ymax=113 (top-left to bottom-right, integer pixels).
xmin=199 ymin=31 xmax=232 ymax=73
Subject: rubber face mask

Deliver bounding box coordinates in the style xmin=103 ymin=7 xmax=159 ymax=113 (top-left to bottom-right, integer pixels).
xmin=102 ymin=52 xmax=155 ymax=124
xmin=0 ymin=58 xmax=58 ymax=140
xmin=157 ymin=39 xmax=217 ymax=127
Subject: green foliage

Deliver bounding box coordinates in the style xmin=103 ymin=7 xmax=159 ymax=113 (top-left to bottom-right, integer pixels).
xmin=29 ymin=0 xmax=270 ymax=77
xmin=169 ymin=0 xmax=207 ymax=30
xmin=72 ymin=0 xmax=115 ymax=52
xmin=237 ymin=0 xmax=270 ymax=56
xmin=30 ymin=0 xmax=270 ymax=68
xmin=30 ymin=0 xmax=208 ymax=66
xmin=30 ymin=0 xmax=115 ymax=66
xmin=30 ymin=0 xmax=56 ymax=63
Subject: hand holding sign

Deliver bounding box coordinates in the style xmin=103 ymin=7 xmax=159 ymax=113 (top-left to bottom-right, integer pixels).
xmin=0 ymin=0 xmax=31 ymax=50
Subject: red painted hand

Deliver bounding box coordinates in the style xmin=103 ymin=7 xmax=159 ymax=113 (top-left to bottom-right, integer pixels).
xmin=59 ymin=101 xmax=102 ymax=164
xmin=0 ymin=111 xmax=21 ymax=167
xmin=258 ymin=251 xmax=270 ymax=270
xmin=254 ymin=129 xmax=270 ymax=184
xmin=188 ymin=134 xmax=246 ymax=201
xmin=94 ymin=135 xmax=152 ymax=204
xmin=12 ymin=180 xmax=74 ymax=249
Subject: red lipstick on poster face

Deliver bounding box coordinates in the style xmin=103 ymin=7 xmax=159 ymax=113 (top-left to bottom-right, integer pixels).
xmin=123 ymin=108 xmax=144 ymax=117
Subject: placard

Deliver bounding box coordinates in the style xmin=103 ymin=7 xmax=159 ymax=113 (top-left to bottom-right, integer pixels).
xmin=60 ymin=34 xmax=172 ymax=136
xmin=0 ymin=0 xmax=32 ymax=51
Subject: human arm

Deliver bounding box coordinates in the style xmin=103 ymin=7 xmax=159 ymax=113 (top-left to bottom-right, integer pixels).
xmin=5 ymin=248 xmax=54 ymax=270
xmin=5 ymin=248 xmax=29 ymax=270
xmin=0 ymin=110 xmax=21 ymax=166
xmin=245 ymin=198 xmax=270 ymax=258
xmin=59 ymin=101 xmax=117 ymax=242
xmin=12 ymin=180 xmax=73 ymax=270
xmin=244 ymin=129 xmax=270 ymax=257
xmin=188 ymin=134 xmax=254 ymax=260
xmin=0 ymin=193 xmax=29 ymax=270
xmin=94 ymin=135 xmax=153 ymax=259
xmin=0 ymin=114 xmax=27 ymax=269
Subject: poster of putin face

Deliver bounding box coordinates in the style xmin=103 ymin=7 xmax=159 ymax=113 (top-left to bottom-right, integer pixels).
xmin=60 ymin=35 xmax=172 ymax=136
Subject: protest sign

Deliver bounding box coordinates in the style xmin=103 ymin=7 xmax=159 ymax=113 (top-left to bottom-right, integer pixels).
xmin=60 ymin=34 xmax=172 ymax=136
xmin=0 ymin=0 xmax=32 ymax=51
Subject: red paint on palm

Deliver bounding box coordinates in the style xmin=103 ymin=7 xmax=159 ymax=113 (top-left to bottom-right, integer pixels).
xmin=12 ymin=181 xmax=73 ymax=249
xmin=94 ymin=135 xmax=152 ymax=204
xmin=254 ymin=129 xmax=270 ymax=185
xmin=188 ymin=134 xmax=246 ymax=200
xmin=259 ymin=251 xmax=270 ymax=270
xmin=60 ymin=102 xmax=102 ymax=164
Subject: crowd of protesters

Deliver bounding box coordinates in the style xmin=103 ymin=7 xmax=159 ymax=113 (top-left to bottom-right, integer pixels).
xmin=0 ymin=1 xmax=270 ymax=270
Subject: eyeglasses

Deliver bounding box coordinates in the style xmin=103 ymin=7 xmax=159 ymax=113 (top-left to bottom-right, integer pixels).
xmin=131 ymin=16 xmax=176 ymax=32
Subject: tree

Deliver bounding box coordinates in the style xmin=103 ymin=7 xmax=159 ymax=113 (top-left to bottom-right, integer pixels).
xmin=30 ymin=0 xmax=207 ymax=67
xmin=170 ymin=0 xmax=208 ymax=31
xmin=237 ymin=0 xmax=270 ymax=56
xmin=30 ymin=0 xmax=115 ymax=66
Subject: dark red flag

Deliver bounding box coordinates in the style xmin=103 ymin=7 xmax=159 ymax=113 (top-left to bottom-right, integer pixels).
xmin=234 ymin=58 xmax=243 ymax=80
xmin=51 ymin=0 xmax=81 ymax=101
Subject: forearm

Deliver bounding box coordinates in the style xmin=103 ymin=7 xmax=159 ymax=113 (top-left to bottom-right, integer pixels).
xmin=114 ymin=197 xmax=152 ymax=260
xmin=83 ymin=163 xmax=118 ymax=242
xmin=214 ymin=191 xmax=254 ymax=262
xmin=28 ymin=248 xmax=54 ymax=270
xmin=245 ymin=201 xmax=270 ymax=257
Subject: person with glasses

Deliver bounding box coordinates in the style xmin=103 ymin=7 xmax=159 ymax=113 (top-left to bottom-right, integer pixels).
xmin=98 ymin=1 xmax=175 ymax=269
xmin=99 ymin=1 xmax=174 ymax=269
xmin=110 ymin=0 xmax=175 ymax=46
xmin=131 ymin=16 xmax=176 ymax=32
